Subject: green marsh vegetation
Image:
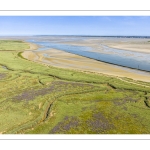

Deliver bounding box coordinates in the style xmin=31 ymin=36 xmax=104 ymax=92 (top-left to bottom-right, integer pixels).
xmin=0 ymin=40 xmax=29 ymax=51
xmin=0 ymin=40 xmax=150 ymax=134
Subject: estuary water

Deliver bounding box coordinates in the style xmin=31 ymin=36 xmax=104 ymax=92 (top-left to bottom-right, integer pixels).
xmin=27 ymin=40 xmax=150 ymax=72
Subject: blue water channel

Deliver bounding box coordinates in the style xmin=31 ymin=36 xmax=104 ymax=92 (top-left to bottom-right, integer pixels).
xmin=27 ymin=40 xmax=150 ymax=72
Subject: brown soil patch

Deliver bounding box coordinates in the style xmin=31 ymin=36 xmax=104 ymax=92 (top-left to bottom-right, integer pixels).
xmin=0 ymin=73 xmax=6 ymax=80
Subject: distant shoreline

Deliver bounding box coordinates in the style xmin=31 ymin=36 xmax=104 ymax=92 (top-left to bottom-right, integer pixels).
xmin=1 ymin=35 xmax=150 ymax=39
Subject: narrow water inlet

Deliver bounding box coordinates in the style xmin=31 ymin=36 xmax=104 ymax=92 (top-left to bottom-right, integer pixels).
xmin=26 ymin=39 xmax=150 ymax=72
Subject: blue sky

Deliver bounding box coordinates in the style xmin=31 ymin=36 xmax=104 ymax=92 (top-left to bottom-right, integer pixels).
xmin=0 ymin=16 xmax=150 ymax=36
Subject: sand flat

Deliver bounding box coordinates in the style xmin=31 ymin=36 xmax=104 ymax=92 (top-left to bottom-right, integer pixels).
xmin=22 ymin=37 xmax=150 ymax=82
xmin=22 ymin=48 xmax=150 ymax=82
xmin=104 ymin=41 xmax=150 ymax=53
xmin=62 ymin=38 xmax=150 ymax=54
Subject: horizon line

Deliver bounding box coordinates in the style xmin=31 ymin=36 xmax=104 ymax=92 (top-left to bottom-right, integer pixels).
xmin=0 ymin=35 xmax=150 ymax=37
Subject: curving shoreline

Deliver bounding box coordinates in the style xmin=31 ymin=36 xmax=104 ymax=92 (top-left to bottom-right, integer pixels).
xmin=22 ymin=45 xmax=150 ymax=83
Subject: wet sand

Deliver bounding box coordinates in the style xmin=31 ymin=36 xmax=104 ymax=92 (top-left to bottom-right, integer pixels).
xmin=62 ymin=37 xmax=150 ymax=54
xmin=102 ymin=39 xmax=150 ymax=53
xmin=22 ymin=48 xmax=150 ymax=82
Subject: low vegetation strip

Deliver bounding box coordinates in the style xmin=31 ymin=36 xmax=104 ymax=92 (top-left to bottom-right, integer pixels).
xmin=117 ymin=77 xmax=150 ymax=88
xmin=0 ymin=40 xmax=29 ymax=51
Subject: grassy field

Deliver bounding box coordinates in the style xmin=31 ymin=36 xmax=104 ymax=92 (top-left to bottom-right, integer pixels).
xmin=0 ymin=40 xmax=150 ymax=134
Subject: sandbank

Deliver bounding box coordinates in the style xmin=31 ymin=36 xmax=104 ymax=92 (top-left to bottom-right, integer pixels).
xmin=62 ymin=37 xmax=150 ymax=54
xmin=22 ymin=48 xmax=150 ymax=82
